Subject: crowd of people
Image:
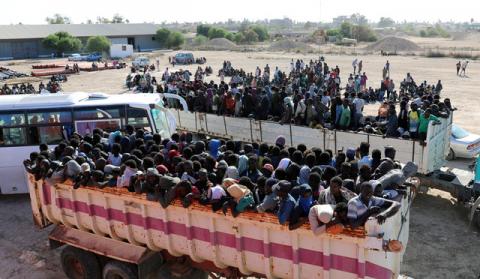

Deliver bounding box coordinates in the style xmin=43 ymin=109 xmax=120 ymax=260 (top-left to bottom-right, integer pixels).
xmin=25 ymin=126 xmax=418 ymax=233
xmin=146 ymin=57 xmax=453 ymax=143
xmin=0 ymin=75 xmax=65 ymax=95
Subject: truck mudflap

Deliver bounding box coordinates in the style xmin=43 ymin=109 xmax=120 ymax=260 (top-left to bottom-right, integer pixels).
xmin=31 ymin=174 xmax=412 ymax=279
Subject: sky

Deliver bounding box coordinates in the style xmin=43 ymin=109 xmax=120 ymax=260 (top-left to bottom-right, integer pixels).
xmin=2 ymin=0 xmax=479 ymax=25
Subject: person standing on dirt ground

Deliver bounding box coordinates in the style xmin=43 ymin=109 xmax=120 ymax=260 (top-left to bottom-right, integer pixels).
xmin=456 ymin=61 xmax=461 ymax=76
xmin=358 ymin=60 xmax=363 ymax=74
xmin=352 ymin=58 xmax=358 ymax=75
xmin=156 ymin=58 xmax=160 ymax=72
xmin=385 ymin=60 xmax=390 ymax=77
xmin=460 ymin=60 xmax=468 ymax=77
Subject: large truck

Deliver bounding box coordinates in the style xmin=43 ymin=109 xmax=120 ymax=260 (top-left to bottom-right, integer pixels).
xmin=28 ymin=174 xmax=416 ymax=279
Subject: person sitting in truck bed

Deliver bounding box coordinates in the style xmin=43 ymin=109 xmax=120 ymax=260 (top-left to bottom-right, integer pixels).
xmin=273 ymin=180 xmax=296 ymax=225
xmin=308 ymin=203 xmax=348 ymax=235
xmin=347 ymin=182 xmax=401 ymax=228
xmin=318 ymin=176 xmax=357 ymax=205
xmin=28 ymin=124 xmax=421 ymax=231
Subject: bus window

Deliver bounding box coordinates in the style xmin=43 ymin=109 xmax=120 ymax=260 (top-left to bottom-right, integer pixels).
xmin=0 ymin=113 xmax=25 ymax=126
xmin=127 ymin=107 xmax=151 ymax=131
xmin=0 ymin=127 xmax=27 ymax=146
xmin=75 ymin=120 xmax=121 ymax=136
xmin=28 ymin=126 xmax=65 ymax=145
xmin=74 ymin=107 xmax=122 ymax=120
xmin=28 ymin=111 xmax=72 ymax=124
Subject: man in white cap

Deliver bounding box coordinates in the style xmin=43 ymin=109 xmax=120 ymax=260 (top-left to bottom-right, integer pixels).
xmin=308 ymin=203 xmax=348 ymax=235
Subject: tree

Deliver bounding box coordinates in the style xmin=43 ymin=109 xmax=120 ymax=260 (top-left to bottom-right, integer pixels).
xmin=45 ymin=14 xmax=71 ymax=24
xmin=42 ymin=32 xmax=82 ymax=55
xmin=243 ymin=29 xmax=259 ymax=43
xmin=96 ymin=14 xmax=129 ymax=24
xmin=251 ymin=25 xmax=269 ymax=41
xmin=155 ymin=28 xmax=171 ymax=45
xmin=111 ymin=14 xmax=129 ymax=23
xmin=207 ymin=27 xmax=228 ymax=39
xmin=349 ymin=13 xmax=368 ymax=25
xmin=96 ymin=17 xmax=111 ymax=24
xmin=166 ymin=32 xmax=185 ymax=49
xmin=225 ymin=32 xmax=235 ymax=42
xmin=340 ymin=22 xmax=353 ymax=38
xmin=193 ymin=35 xmax=208 ymax=45
xmin=86 ymin=36 xmax=111 ymax=53
xmin=353 ymin=25 xmax=377 ymax=42
xmin=326 ymin=29 xmax=341 ymax=37
xmin=234 ymin=32 xmax=246 ymax=44
xmin=378 ymin=17 xmax=395 ymax=28
xmin=196 ymin=24 xmax=211 ymax=37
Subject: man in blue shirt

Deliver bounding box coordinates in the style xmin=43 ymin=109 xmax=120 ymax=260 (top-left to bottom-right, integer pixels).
xmin=347 ymin=182 xmax=400 ymax=228
xmin=273 ymin=180 xmax=296 ymax=225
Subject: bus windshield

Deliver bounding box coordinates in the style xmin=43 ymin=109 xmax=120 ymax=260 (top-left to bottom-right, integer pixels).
xmin=151 ymin=106 xmax=171 ymax=139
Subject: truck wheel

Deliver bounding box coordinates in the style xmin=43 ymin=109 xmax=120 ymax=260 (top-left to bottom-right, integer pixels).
xmin=61 ymin=246 xmax=101 ymax=279
xmin=103 ymin=260 xmax=138 ymax=279
xmin=157 ymin=267 xmax=207 ymax=279
xmin=446 ymin=148 xmax=455 ymax=161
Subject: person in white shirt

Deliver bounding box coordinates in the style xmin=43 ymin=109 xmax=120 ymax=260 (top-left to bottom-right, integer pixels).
xmin=107 ymin=143 xmax=123 ymax=167
xmin=352 ymin=93 xmax=365 ymax=130
xmin=352 ymin=58 xmax=358 ymax=74
xmin=308 ymin=203 xmax=348 ymax=235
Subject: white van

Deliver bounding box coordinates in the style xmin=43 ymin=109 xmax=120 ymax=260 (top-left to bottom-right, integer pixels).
xmin=132 ymin=56 xmax=150 ymax=68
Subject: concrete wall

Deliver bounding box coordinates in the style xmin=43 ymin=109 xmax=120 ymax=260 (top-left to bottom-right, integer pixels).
xmin=0 ymin=34 xmax=162 ymax=60
xmin=133 ymin=35 xmax=162 ymax=51
xmin=110 ymin=37 xmax=128 ymax=44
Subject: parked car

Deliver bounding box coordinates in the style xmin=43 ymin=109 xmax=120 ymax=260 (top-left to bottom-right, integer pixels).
xmin=132 ymin=56 xmax=150 ymax=68
xmin=173 ymin=53 xmax=194 ymax=64
xmin=85 ymin=53 xmax=102 ymax=62
xmin=68 ymin=53 xmax=84 ymax=61
xmin=448 ymin=124 xmax=480 ymax=159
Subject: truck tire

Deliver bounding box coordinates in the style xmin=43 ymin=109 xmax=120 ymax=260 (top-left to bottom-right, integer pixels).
xmin=157 ymin=267 xmax=207 ymax=279
xmin=103 ymin=260 xmax=138 ymax=279
xmin=446 ymin=148 xmax=455 ymax=161
xmin=61 ymin=246 xmax=101 ymax=279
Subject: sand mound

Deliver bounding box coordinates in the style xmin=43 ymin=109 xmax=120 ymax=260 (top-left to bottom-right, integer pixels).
xmin=203 ymin=38 xmax=239 ymax=51
xmin=366 ymin=36 xmax=420 ymax=52
xmin=268 ymin=39 xmax=314 ymax=52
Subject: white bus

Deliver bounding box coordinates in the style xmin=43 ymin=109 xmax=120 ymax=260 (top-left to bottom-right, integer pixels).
xmin=0 ymin=92 xmax=175 ymax=194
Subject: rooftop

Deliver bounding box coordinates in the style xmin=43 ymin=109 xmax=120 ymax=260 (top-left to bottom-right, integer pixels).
xmin=0 ymin=23 xmax=161 ymax=40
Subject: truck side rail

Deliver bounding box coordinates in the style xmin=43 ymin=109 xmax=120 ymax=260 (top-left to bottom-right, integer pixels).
xmin=28 ymin=174 xmax=413 ymax=279
xmin=171 ymin=109 xmax=452 ymax=174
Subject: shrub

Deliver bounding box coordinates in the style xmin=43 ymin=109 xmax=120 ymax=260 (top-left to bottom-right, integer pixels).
xmin=166 ymin=32 xmax=185 ymax=49
xmin=193 ymin=35 xmax=208 ymax=45
xmin=155 ymin=28 xmax=171 ymax=46
xmin=85 ymin=36 xmax=110 ymax=53
xmin=42 ymin=32 xmax=82 ymax=55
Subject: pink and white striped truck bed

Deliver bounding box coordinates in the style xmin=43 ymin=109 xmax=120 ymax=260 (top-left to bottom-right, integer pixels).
xmin=28 ymin=175 xmax=413 ymax=279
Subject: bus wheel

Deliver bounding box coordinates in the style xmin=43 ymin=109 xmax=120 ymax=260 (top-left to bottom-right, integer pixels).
xmin=103 ymin=260 xmax=138 ymax=279
xmin=61 ymin=246 xmax=101 ymax=279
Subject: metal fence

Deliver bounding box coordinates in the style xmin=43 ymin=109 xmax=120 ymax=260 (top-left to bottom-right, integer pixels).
xmin=172 ymin=109 xmax=452 ymax=174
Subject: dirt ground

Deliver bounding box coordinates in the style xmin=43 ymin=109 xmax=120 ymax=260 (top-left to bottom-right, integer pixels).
xmin=0 ymin=50 xmax=479 ymax=278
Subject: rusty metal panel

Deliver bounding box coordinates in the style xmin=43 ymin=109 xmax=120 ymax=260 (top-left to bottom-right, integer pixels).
xmin=49 ymin=225 xmax=150 ymax=264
